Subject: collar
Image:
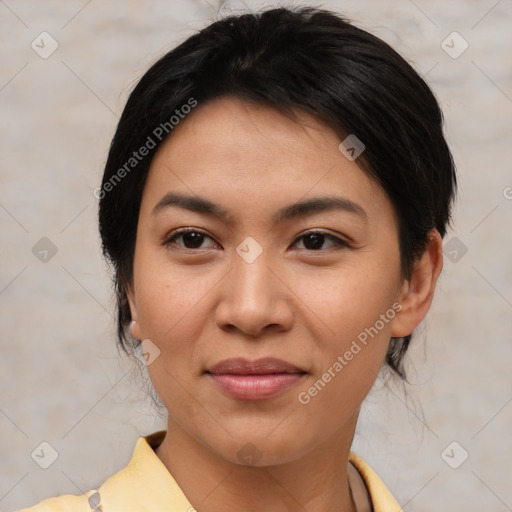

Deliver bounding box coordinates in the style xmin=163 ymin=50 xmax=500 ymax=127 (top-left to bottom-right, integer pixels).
xmin=348 ymin=452 xmax=403 ymax=512
xmin=96 ymin=430 xmax=193 ymax=511
xmin=94 ymin=430 xmax=402 ymax=512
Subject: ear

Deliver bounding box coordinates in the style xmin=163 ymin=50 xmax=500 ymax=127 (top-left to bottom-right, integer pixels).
xmin=390 ymin=229 xmax=444 ymax=338
xmin=126 ymin=281 xmax=141 ymax=340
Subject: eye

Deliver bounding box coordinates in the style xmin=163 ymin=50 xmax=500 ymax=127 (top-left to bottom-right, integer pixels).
xmin=161 ymin=228 xmax=218 ymax=250
xmin=292 ymin=230 xmax=350 ymax=251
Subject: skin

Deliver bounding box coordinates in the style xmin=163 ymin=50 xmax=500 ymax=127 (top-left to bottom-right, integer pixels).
xmin=127 ymin=96 xmax=443 ymax=512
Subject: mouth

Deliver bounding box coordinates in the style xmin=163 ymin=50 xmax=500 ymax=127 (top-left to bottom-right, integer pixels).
xmin=205 ymin=357 xmax=307 ymax=400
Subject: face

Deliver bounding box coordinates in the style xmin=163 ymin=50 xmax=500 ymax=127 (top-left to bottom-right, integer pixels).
xmin=128 ymin=96 xmax=416 ymax=466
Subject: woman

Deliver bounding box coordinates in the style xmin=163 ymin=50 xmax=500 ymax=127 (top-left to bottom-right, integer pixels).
xmin=20 ymin=5 xmax=456 ymax=512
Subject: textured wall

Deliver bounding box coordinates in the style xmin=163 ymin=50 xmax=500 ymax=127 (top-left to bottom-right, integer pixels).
xmin=1 ymin=1 xmax=511 ymax=511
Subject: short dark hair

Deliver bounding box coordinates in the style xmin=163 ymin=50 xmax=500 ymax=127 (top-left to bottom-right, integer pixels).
xmin=98 ymin=6 xmax=456 ymax=380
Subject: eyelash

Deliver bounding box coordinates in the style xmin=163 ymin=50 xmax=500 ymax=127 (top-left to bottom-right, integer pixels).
xmin=160 ymin=228 xmax=351 ymax=252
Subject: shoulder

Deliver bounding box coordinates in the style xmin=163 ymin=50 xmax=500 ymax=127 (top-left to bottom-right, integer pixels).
xmin=16 ymin=431 xmax=166 ymax=512
xmin=16 ymin=489 xmax=97 ymax=512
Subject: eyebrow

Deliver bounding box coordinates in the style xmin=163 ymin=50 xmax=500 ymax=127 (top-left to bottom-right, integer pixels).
xmin=151 ymin=192 xmax=368 ymax=224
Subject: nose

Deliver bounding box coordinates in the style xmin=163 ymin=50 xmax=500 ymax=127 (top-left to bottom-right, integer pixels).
xmin=214 ymin=249 xmax=294 ymax=337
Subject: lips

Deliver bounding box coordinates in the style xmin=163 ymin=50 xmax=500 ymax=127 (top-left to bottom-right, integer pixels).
xmin=207 ymin=357 xmax=305 ymax=375
xmin=205 ymin=357 xmax=306 ymax=400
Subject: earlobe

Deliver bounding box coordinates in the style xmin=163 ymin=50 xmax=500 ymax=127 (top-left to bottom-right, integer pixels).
xmin=390 ymin=229 xmax=444 ymax=338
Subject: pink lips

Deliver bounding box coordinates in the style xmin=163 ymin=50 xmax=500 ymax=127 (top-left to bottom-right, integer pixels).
xmin=206 ymin=357 xmax=306 ymax=400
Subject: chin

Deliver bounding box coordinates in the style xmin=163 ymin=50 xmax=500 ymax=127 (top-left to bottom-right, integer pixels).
xmin=207 ymin=429 xmax=318 ymax=468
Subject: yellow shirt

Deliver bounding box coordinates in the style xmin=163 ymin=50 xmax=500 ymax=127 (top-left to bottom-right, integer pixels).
xmin=18 ymin=430 xmax=402 ymax=512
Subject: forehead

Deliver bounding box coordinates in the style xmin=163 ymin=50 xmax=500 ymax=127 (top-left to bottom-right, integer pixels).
xmin=140 ymin=96 xmax=393 ymax=225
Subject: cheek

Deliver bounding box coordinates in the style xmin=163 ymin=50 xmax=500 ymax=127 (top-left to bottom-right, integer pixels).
xmin=135 ymin=268 xmax=207 ymax=421
xmin=133 ymin=240 xmax=217 ymax=340
xmin=293 ymin=284 xmax=395 ymax=416
xmin=292 ymin=259 xmax=400 ymax=344
xmin=131 ymin=248 xmax=206 ymax=383
xmin=290 ymin=258 xmax=400 ymax=408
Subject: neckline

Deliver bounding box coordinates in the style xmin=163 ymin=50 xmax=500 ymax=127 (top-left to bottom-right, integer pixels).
xmin=146 ymin=430 xmax=373 ymax=512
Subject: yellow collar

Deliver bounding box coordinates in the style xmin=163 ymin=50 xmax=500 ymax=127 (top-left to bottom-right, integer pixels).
xmin=348 ymin=451 xmax=403 ymax=512
xmin=96 ymin=430 xmax=193 ymax=511
xmin=78 ymin=430 xmax=401 ymax=512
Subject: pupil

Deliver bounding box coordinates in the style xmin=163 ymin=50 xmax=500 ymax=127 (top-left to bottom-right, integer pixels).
xmin=183 ymin=232 xmax=203 ymax=248
xmin=305 ymin=233 xmax=324 ymax=250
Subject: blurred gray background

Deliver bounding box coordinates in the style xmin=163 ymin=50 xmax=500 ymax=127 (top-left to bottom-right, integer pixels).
xmin=1 ymin=1 xmax=511 ymax=511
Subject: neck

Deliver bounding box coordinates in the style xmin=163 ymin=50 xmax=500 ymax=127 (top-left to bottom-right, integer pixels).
xmin=155 ymin=413 xmax=359 ymax=512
